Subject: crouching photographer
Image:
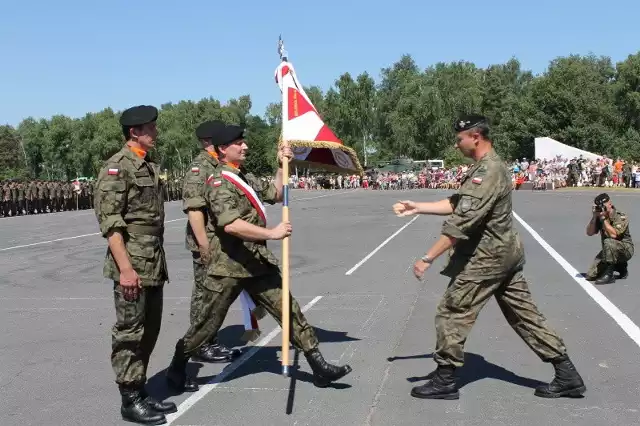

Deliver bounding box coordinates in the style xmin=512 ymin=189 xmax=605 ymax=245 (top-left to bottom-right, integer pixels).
xmin=585 ymin=193 xmax=634 ymax=284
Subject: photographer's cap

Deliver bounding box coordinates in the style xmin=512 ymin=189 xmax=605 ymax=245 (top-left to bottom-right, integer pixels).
xmin=595 ymin=193 xmax=610 ymax=204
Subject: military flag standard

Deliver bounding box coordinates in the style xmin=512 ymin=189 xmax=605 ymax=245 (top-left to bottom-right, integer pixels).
xmin=273 ymin=37 xmax=363 ymax=376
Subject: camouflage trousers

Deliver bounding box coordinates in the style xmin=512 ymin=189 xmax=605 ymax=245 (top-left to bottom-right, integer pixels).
xmin=181 ymin=270 xmax=319 ymax=357
xmin=111 ymin=283 xmax=163 ymax=386
xmin=189 ymin=256 xmax=219 ymax=344
xmin=587 ymin=239 xmax=634 ymax=278
xmin=434 ymin=268 xmax=566 ymax=367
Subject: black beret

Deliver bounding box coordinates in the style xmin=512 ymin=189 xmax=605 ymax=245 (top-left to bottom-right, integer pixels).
xmin=211 ymin=124 xmax=245 ymax=146
xmin=195 ymin=120 xmax=225 ymax=139
xmin=454 ymin=114 xmax=488 ymax=132
xmin=119 ymin=105 xmax=158 ymax=127
xmin=595 ymin=193 xmax=610 ymax=204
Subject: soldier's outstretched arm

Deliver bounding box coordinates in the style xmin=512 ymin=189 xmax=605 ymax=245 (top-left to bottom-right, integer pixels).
xmin=393 ymin=198 xmax=454 ymax=217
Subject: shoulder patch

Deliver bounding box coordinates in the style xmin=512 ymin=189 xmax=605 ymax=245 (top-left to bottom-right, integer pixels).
xmin=191 ymin=166 xmax=200 ymax=174
xmin=472 ymin=177 xmax=483 ymax=184
xmin=108 ymin=168 xmax=119 ymax=176
xmin=106 ymin=151 xmax=124 ymax=164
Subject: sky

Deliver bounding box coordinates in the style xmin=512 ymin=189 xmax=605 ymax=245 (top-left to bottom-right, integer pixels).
xmin=1 ymin=0 xmax=639 ymax=127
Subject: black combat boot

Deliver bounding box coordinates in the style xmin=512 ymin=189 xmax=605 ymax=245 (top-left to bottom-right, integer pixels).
xmin=595 ymin=264 xmax=615 ymax=284
xmin=410 ymin=365 xmax=459 ymax=400
xmin=304 ymin=348 xmax=352 ymax=387
xmin=119 ymin=385 xmax=166 ymax=425
xmin=139 ymin=387 xmax=177 ymax=414
xmin=615 ymin=262 xmax=628 ymax=279
xmin=166 ymin=340 xmax=199 ymax=393
xmin=192 ymin=337 xmax=241 ymax=363
xmin=534 ymin=355 xmax=586 ymax=398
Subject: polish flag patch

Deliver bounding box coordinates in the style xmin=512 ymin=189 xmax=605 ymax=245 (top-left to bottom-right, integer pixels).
xmin=212 ymin=180 xmax=222 ymax=187
xmin=108 ymin=168 xmax=119 ymax=176
xmin=191 ymin=167 xmax=200 ymax=174
xmin=472 ymin=177 xmax=483 ymax=184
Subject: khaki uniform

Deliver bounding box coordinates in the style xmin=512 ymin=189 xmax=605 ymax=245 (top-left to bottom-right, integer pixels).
xmin=435 ymin=149 xmax=566 ymax=367
xmin=587 ymin=209 xmax=634 ymax=277
xmin=94 ymin=146 xmax=168 ymax=387
xmin=179 ymin=163 xmax=318 ymax=357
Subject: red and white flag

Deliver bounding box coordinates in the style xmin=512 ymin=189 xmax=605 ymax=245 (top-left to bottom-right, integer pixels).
xmin=274 ymin=55 xmax=363 ymax=175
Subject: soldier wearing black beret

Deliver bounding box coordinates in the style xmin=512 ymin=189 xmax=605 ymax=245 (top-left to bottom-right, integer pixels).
xmin=586 ymin=192 xmax=634 ymax=283
xmin=165 ymin=122 xmax=353 ymax=394
xmin=94 ymin=104 xmax=176 ymax=424
xmin=181 ymin=120 xmax=243 ymax=365
xmin=393 ymin=113 xmax=585 ymax=401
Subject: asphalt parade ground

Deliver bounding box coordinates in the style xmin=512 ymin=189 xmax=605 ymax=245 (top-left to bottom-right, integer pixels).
xmin=2 ymin=187 xmax=640 ymax=426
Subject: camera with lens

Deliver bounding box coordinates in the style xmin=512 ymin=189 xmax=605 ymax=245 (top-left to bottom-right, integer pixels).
xmin=594 ymin=199 xmax=606 ymax=213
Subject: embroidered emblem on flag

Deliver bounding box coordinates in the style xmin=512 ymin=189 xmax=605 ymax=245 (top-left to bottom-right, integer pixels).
xmin=472 ymin=177 xmax=483 ymax=184
xmin=108 ymin=168 xmax=119 ymax=176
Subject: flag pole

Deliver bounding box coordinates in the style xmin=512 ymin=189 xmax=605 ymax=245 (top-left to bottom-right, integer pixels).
xmin=278 ymin=36 xmax=291 ymax=377
xmin=281 ymin=148 xmax=291 ymax=377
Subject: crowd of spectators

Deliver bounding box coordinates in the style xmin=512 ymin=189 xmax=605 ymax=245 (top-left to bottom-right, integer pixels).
xmin=287 ymin=155 xmax=640 ymax=191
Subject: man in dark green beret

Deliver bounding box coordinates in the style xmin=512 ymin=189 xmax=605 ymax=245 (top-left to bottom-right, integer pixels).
xmin=165 ymin=123 xmax=352 ymax=393
xmin=393 ymin=114 xmax=585 ymax=401
xmin=94 ymin=105 xmax=175 ymax=425
xmin=181 ymin=120 xmax=242 ymax=363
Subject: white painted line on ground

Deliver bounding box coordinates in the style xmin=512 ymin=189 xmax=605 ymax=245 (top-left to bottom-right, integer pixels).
xmin=513 ymin=211 xmax=640 ymax=348
xmin=294 ymin=189 xmax=354 ymax=201
xmin=345 ymin=216 xmax=419 ymax=276
xmin=165 ymin=295 xmax=323 ymax=425
xmin=0 ymin=192 xmax=346 ymax=252
xmin=0 ymin=218 xmax=187 ymax=252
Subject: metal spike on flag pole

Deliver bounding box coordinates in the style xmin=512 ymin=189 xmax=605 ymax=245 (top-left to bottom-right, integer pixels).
xmin=274 ymin=37 xmax=363 ymax=377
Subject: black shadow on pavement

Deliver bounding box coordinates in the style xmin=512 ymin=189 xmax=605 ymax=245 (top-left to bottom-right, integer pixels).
xmin=388 ymin=353 xmax=547 ymax=390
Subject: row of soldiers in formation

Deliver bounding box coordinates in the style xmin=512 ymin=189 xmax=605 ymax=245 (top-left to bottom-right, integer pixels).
xmin=0 ymin=178 xmax=188 ymax=218
xmin=0 ymin=179 xmax=94 ymax=217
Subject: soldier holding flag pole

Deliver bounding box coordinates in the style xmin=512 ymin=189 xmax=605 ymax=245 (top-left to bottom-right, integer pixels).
xmin=165 ymin=121 xmax=352 ymax=392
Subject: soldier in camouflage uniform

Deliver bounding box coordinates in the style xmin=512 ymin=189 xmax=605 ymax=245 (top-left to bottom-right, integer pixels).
xmin=393 ymin=114 xmax=585 ymax=401
xmin=166 ymin=123 xmax=352 ymax=393
xmin=180 ymin=120 xmax=242 ymax=363
xmin=1 ymin=181 xmax=9 ymax=216
xmin=94 ymin=105 xmax=175 ymax=425
xmin=585 ymin=193 xmax=634 ymax=284
xmin=16 ymin=181 xmax=25 ymax=215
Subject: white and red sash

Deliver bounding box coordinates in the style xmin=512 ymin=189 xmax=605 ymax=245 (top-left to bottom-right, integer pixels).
xmin=219 ymin=170 xmax=268 ymax=224
xmin=208 ymin=169 xmax=268 ymax=341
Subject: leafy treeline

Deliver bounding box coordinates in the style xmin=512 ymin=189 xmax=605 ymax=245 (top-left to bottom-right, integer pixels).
xmin=2 ymin=51 xmax=640 ymax=180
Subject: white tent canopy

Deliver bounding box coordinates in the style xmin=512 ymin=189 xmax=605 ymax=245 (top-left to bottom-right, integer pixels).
xmin=534 ymin=137 xmax=602 ymax=161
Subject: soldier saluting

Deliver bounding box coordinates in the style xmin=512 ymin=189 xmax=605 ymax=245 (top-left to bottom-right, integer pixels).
xmin=393 ymin=114 xmax=585 ymax=401
xmin=94 ymin=105 xmax=175 ymax=425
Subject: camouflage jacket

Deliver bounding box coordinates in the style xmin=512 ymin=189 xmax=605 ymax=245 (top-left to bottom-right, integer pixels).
xmin=182 ymin=150 xmax=219 ymax=253
xmin=94 ymin=145 xmax=168 ymax=286
xmin=597 ymin=209 xmax=633 ymax=247
xmin=205 ymin=163 xmax=280 ymax=278
xmin=440 ymin=149 xmax=525 ymax=280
